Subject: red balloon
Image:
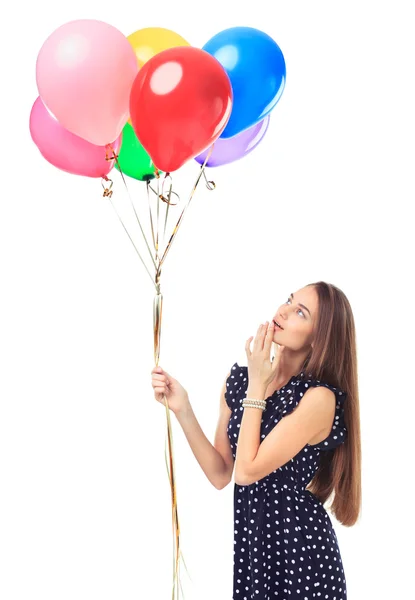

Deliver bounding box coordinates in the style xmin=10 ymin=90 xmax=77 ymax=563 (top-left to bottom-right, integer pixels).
xmin=129 ymin=46 xmax=233 ymax=172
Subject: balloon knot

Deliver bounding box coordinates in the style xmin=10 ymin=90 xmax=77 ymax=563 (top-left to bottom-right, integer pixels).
xmin=105 ymin=144 xmax=118 ymax=162
xmin=202 ymin=170 xmax=216 ymax=191
xmin=101 ymin=176 xmax=113 ymax=198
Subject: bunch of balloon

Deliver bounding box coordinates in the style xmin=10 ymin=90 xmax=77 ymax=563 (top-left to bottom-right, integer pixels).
xmin=30 ymin=19 xmax=235 ymax=600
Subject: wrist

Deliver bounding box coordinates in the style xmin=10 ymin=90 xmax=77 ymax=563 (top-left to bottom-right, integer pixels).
xmin=246 ymin=385 xmax=267 ymax=401
xmin=174 ymin=399 xmax=192 ymax=419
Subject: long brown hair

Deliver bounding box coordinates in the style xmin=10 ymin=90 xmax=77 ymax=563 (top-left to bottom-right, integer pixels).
xmin=302 ymin=281 xmax=362 ymax=527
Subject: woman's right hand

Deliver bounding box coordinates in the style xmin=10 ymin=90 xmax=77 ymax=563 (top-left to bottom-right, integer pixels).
xmin=151 ymin=366 xmax=190 ymax=415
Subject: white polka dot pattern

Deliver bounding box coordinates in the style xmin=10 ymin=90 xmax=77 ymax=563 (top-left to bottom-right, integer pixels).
xmin=225 ymin=362 xmax=348 ymax=599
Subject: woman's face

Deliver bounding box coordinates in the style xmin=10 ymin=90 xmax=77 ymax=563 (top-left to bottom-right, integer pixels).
xmin=272 ymin=286 xmax=318 ymax=351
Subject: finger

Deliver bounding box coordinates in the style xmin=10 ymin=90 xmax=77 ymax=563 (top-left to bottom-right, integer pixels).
xmin=271 ymin=344 xmax=285 ymax=369
xmin=153 ymin=368 xmax=172 ymax=382
xmin=154 ymin=385 xmax=168 ymax=394
xmin=152 ymin=375 xmax=169 ymax=384
xmin=259 ymin=322 xmax=268 ymax=351
xmin=245 ymin=336 xmax=253 ymax=357
xmin=262 ymin=323 xmax=273 ymax=356
xmin=265 ymin=321 xmax=274 ymax=347
xmin=245 ymin=337 xmax=252 ymax=356
xmin=253 ymin=323 xmax=264 ymax=352
xmin=273 ymin=345 xmax=285 ymax=362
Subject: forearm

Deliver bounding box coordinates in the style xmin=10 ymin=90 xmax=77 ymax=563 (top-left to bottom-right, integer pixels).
xmin=235 ymin=384 xmax=267 ymax=482
xmin=175 ymin=404 xmax=230 ymax=489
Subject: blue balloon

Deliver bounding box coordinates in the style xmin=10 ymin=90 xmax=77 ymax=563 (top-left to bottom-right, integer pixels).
xmin=203 ymin=27 xmax=286 ymax=139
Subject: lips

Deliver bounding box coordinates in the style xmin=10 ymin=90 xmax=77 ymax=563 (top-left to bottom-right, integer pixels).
xmin=273 ymin=319 xmax=284 ymax=330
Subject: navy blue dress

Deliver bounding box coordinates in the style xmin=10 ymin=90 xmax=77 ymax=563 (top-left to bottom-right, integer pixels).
xmin=225 ymin=362 xmax=348 ymax=600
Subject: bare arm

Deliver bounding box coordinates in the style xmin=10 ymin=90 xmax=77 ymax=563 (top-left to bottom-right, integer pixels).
xmin=175 ymin=372 xmax=235 ymax=490
xmin=235 ymin=385 xmax=335 ymax=486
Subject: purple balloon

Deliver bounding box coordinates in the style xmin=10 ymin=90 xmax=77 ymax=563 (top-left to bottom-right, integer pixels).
xmin=195 ymin=115 xmax=270 ymax=167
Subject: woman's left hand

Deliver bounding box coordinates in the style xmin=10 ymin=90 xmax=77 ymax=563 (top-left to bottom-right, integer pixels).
xmin=245 ymin=321 xmax=285 ymax=389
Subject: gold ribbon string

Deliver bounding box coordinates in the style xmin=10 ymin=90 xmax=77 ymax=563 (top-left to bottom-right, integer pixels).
xmin=161 ymin=173 xmax=173 ymax=248
xmin=146 ymin=180 xmax=157 ymax=255
xmin=152 ymin=172 xmax=180 ymax=260
xmin=154 ymin=147 xmax=216 ymax=598
xmin=146 ymin=178 xmax=181 ymax=265
xmin=155 ymin=173 xmax=160 ymax=262
xmin=154 ymin=289 xmax=184 ymax=599
xmin=158 ymin=144 xmax=215 ymax=271
xmin=164 ymin=407 xmax=189 ymax=600
xmin=148 ymin=176 xmax=180 ymax=264
xmin=105 ymin=145 xmax=158 ymax=272
xmin=103 ymin=145 xmax=216 ymax=600
xmin=101 ymin=162 xmax=185 ymax=598
xmin=152 ymin=172 xmax=178 ymax=258
xmin=148 ymin=180 xmax=180 ymax=206
xmin=101 ymin=176 xmax=157 ymax=292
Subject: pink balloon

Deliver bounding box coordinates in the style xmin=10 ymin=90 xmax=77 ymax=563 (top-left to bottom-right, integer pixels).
xmin=36 ymin=19 xmax=138 ymax=146
xmin=29 ymin=97 xmax=121 ymax=178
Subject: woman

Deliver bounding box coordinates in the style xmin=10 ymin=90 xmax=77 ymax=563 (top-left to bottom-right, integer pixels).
xmin=151 ymin=281 xmax=362 ymax=599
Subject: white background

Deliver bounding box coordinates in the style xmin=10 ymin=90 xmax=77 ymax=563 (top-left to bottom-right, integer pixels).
xmin=1 ymin=1 xmax=414 ymax=598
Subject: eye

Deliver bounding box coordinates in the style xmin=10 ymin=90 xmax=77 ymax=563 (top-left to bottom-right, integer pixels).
xmin=286 ymin=298 xmax=305 ymax=318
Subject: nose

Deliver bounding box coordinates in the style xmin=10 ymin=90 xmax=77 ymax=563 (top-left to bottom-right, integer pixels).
xmin=280 ymin=302 xmax=294 ymax=319
xmin=278 ymin=308 xmax=288 ymax=321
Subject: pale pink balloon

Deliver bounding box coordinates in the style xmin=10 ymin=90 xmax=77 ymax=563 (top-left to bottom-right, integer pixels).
xmin=29 ymin=97 xmax=121 ymax=178
xmin=36 ymin=19 xmax=138 ymax=146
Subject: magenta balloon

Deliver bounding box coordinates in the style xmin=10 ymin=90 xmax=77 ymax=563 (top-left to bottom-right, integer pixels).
xmin=195 ymin=115 xmax=270 ymax=167
xmin=29 ymin=97 xmax=121 ymax=178
xmin=36 ymin=19 xmax=138 ymax=145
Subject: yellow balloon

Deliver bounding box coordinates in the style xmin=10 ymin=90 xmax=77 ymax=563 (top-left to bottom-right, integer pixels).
xmin=127 ymin=27 xmax=190 ymax=67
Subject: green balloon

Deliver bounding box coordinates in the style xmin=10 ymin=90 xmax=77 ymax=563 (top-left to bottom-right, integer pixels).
xmin=115 ymin=122 xmax=158 ymax=181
